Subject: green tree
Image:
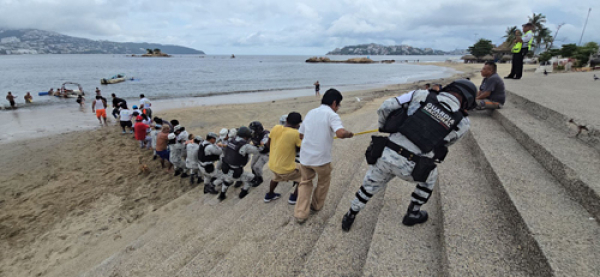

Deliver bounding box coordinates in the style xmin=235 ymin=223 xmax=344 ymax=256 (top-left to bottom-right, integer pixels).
xmin=560 ymin=44 xmax=578 ymax=57
xmin=153 ymin=48 xmax=161 ymax=54
xmin=503 ymin=26 xmax=519 ymax=45
xmin=574 ymin=42 xmax=600 ymax=67
xmin=536 ymin=27 xmax=552 ymax=51
xmin=468 ymin=39 xmax=494 ymax=58
xmin=527 ymin=13 xmax=548 ymax=52
xmin=146 ymin=48 xmax=153 ymax=54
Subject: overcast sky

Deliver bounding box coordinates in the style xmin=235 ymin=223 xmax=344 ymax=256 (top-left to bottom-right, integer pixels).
xmin=0 ymin=0 xmax=597 ymax=55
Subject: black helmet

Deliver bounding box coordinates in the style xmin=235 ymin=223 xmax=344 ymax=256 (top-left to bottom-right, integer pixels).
xmin=237 ymin=126 xmax=252 ymax=139
xmin=449 ymin=79 xmax=477 ymax=110
xmin=249 ymin=121 xmax=264 ymax=135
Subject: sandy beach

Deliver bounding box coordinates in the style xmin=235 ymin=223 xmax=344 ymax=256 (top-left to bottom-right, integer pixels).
xmin=0 ymin=62 xmax=521 ymax=277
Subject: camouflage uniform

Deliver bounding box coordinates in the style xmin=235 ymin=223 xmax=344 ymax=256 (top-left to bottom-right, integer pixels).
xmin=350 ymin=90 xmax=470 ymax=215
xmin=199 ymin=140 xmax=224 ymax=188
xmin=221 ymin=137 xmax=259 ymax=193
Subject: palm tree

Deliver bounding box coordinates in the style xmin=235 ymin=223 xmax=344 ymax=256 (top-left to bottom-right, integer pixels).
xmin=528 ymin=13 xmax=547 ymax=32
xmin=146 ymin=48 xmax=153 ymax=54
xmin=528 ymin=13 xmax=547 ymax=53
xmin=503 ymin=26 xmax=519 ymax=44
xmin=539 ymin=28 xmax=553 ymax=51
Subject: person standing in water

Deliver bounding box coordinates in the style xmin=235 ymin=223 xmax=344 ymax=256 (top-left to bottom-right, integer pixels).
xmin=314 ymin=81 xmax=320 ymax=97
xmin=92 ymin=95 xmax=108 ymax=126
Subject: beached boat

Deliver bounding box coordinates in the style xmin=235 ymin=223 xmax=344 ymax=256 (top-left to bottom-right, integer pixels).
xmin=100 ymin=73 xmax=126 ymax=85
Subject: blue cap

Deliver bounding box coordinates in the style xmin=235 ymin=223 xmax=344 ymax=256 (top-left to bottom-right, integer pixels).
xmin=133 ymin=105 xmax=138 ymax=109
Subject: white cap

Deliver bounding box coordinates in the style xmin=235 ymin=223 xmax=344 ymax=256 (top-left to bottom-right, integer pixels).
xmin=168 ymin=133 xmax=176 ymax=140
xmin=219 ymin=128 xmax=229 ymax=139
xmin=228 ymin=128 xmax=237 ymax=138
xmin=174 ymin=125 xmax=182 ymax=132
xmin=279 ymin=114 xmax=288 ymax=125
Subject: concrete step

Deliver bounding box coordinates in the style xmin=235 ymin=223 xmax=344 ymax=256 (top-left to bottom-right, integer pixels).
xmin=179 ymin=110 xmax=379 ymax=277
xmin=360 ymin=168 xmax=443 ymax=276
xmin=506 ymin=90 xmax=600 ymax=151
xmin=80 ymin=182 xmax=264 ymax=277
xmin=438 ymin=134 xmax=546 ymax=276
xmin=287 ymin=152 xmax=381 ymax=277
xmin=44 ymin=185 xmax=205 ymax=277
xmin=494 ymin=104 xmax=600 ymax=220
xmin=196 ymin=153 xmax=364 ymax=277
xmin=155 ymin=180 xmax=294 ymax=277
xmin=468 ymin=114 xmax=600 ymax=277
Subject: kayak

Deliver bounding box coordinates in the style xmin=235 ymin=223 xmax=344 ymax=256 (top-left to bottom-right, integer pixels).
xmin=39 ymin=91 xmax=49 ymax=96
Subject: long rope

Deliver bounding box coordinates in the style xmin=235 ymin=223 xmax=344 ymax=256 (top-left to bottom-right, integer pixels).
xmin=334 ymin=129 xmax=379 ymax=139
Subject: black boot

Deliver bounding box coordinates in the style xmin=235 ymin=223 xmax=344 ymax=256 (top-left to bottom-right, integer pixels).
xmin=402 ymin=203 xmax=428 ymax=226
xmin=174 ymin=169 xmax=182 ymax=176
xmin=153 ymin=155 xmax=158 ymax=160
xmin=189 ymin=174 xmax=196 ymax=185
xmin=197 ymin=176 xmax=204 ymax=184
xmin=239 ymin=188 xmax=249 ymax=199
xmin=251 ymin=176 xmax=263 ymax=187
xmin=180 ymin=172 xmax=189 ymax=178
xmin=218 ymin=191 xmax=227 ymax=201
xmin=342 ymin=210 xmax=357 ymax=232
xmin=234 ymin=181 xmax=243 ymax=188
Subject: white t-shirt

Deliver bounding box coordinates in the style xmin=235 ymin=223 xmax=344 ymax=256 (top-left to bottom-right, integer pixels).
xmin=140 ymin=98 xmax=151 ymax=109
xmin=299 ymin=105 xmax=344 ymax=166
xmin=142 ymin=119 xmax=152 ymax=133
xmin=119 ymin=109 xmax=133 ymax=121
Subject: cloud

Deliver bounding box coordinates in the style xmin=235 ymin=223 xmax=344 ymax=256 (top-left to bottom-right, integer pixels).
xmin=0 ymin=0 xmax=598 ymax=54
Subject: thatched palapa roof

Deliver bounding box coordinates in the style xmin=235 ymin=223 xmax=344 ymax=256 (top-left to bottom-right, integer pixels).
xmin=461 ymin=54 xmax=476 ymax=60
xmin=482 ymin=55 xmax=494 ymax=61
xmin=493 ymin=41 xmax=513 ymax=54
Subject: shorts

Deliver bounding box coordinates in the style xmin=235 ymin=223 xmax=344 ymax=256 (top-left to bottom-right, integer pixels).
xmin=96 ymin=109 xmax=107 ymax=118
xmin=120 ymin=121 xmax=132 ymax=128
xmin=271 ymin=164 xmax=302 ymax=182
xmin=156 ymin=149 xmax=170 ymax=161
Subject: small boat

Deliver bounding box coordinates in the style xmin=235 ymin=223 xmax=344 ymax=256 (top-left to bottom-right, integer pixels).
xmin=100 ymin=73 xmax=126 ymax=85
xmin=58 ymin=82 xmax=85 ymax=98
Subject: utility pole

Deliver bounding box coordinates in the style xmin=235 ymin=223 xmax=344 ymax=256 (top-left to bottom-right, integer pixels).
xmin=548 ymin=23 xmax=564 ymax=50
xmin=578 ymin=8 xmax=592 ymax=46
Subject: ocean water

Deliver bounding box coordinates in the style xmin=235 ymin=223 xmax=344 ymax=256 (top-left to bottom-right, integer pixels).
xmin=0 ymin=54 xmax=460 ymax=105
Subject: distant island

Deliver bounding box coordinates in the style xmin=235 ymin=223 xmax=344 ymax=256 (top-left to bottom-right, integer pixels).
xmin=327 ymin=43 xmax=467 ymax=55
xmin=0 ymin=28 xmax=205 ymax=55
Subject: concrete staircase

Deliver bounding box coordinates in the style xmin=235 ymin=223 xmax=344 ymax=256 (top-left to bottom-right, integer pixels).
xmin=46 ymin=93 xmax=598 ymax=277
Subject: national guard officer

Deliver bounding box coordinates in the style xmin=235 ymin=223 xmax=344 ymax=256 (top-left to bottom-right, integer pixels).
xmin=341 ymin=79 xmax=477 ymax=231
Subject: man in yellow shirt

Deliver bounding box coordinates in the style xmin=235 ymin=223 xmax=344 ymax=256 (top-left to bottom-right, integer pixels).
xmin=264 ymin=112 xmax=303 ymax=203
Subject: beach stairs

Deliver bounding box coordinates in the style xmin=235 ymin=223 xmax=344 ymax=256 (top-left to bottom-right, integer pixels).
xmin=45 ymin=92 xmax=598 ymax=277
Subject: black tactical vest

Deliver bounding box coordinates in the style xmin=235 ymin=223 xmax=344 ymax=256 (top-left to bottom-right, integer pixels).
xmin=398 ymin=93 xmax=463 ymax=153
xmin=223 ymin=138 xmax=250 ymax=166
xmin=198 ymin=143 xmax=221 ymax=163
xmin=251 ymin=130 xmax=270 ymax=154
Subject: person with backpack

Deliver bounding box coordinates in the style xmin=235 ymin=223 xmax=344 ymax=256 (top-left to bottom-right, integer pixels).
xmin=341 ymin=79 xmax=477 ymax=231
xmin=218 ymin=126 xmax=259 ymax=201
xmin=199 ymin=132 xmax=223 ymax=194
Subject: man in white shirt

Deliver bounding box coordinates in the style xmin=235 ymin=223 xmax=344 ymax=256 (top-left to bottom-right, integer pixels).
xmin=139 ymin=94 xmax=152 ymax=118
xmin=295 ymin=89 xmax=354 ymax=223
